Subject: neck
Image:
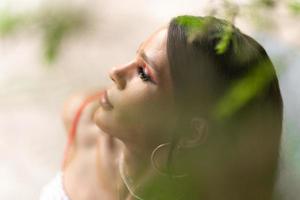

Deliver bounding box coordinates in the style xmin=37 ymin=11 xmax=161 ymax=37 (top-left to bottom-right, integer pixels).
xmin=117 ymin=142 xmax=153 ymax=200
xmin=117 ymin=139 xmax=185 ymax=200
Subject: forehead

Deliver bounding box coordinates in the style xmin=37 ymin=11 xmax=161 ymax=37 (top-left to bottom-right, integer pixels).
xmin=138 ymin=28 xmax=169 ymax=72
xmin=138 ymin=27 xmax=173 ymax=94
xmin=139 ymin=27 xmax=167 ymax=50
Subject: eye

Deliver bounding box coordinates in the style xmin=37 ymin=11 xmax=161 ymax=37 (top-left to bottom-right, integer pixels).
xmin=137 ymin=66 xmax=152 ymax=82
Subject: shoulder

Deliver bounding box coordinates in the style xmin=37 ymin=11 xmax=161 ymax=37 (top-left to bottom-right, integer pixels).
xmin=61 ymin=91 xmax=104 ymax=148
xmin=61 ymin=90 xmax=123 ymax=150
xmin=61 ymin=91 xmax=95 ymax=133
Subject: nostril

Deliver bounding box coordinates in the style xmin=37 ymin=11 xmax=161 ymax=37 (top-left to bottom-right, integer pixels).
xmin=110 ymin=74 xmax=116 ymax=82
xmin=109 ymin=69 xmax=115 ymax=81
xmin=109 ymin=67 xmax=126 ymax=90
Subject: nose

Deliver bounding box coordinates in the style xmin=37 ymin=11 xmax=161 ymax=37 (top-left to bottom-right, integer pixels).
xmin=109 ymin=66 xmax=126 ymax=90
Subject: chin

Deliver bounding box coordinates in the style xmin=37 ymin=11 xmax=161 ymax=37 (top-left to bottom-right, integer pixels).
xmin=94 ymin=108 xmax=110 ymax=131
xmin=93 ymin=107 xmax=122 ymax=139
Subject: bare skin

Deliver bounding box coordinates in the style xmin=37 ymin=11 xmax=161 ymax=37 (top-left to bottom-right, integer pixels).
xmin=62 ymin=92 xmax=122 ymax=200
xmin=62 ymin=28 xmax=181 ymax=200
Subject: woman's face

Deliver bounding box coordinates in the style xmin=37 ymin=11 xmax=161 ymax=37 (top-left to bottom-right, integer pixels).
xmin=94 ymin=27 xmax=177 ymax=146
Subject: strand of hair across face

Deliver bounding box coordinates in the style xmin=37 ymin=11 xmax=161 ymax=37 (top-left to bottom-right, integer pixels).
xmin=61 ymin=91 xmax=104 ymax=170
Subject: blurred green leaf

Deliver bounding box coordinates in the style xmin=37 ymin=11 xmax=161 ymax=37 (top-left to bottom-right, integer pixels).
xmin=43 ymin=23 xmax=65 ymax=63
xmin=1 ymin=7 xmax=86 ymax=64
xmin=213 ymin=60 xmax=275 ymax=120
xmin=288 ymin=0 xmax=300 ymax=14
xmin=176 ymin=15 xmax=204 ymax=29
xmin=215 ymin=24 xmax=233 ymax=54
xmin=38 ymin=9 xmax=86 ymax=63
xmin=258 ymin=0 xmax=277 ymax=8
xmin=0 ymin=12 xmax=23 ymax=36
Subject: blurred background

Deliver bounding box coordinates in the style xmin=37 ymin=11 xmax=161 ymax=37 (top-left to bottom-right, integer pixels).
xmin=0 ymin=0 xmax=299 ymax=199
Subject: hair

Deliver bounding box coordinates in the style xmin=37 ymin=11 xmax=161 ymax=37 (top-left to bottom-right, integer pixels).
xmin=164 ymin=15 xmax=283 ymax=200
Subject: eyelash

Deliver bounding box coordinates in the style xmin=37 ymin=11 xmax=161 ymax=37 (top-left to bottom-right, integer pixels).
xmin=137 ymin=66 xmax=152 ymax=82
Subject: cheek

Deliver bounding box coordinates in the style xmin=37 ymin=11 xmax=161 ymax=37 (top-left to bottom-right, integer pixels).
xmin=94 ymin=81 xmax=159 ymax=136
xmin=117 ymin=84 xmax=158 ymax=125
xmin=119 ymin=90 xmax=175 ymax=136
xmin=94 ymin=79 xmax=175 ymax=140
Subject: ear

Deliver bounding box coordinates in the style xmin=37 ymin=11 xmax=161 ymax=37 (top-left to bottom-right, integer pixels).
xmin=179 ymin=118 xmax=208 ymax=148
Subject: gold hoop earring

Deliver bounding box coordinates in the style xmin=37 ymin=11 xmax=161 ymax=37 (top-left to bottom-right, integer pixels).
xmin=151 ymin=142 xmax=188 ymax=178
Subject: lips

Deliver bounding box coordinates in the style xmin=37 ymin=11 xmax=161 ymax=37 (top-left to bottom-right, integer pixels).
xmin=100 ymin=90 xmax=113 ymax=110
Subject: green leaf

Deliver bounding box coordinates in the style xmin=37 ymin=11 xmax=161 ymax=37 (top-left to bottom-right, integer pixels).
xmin=39 ymin=9 xmax=86 ymax=63
xmin=289 ymin=0 xmax=300 ymax=14
xmin=215 ymin=24 xmax=233 ymax=54
xmin=0 ymin=12 xmax=23 ymax=36
xmin=213 ymin=60 xmax=275 ymax=120
xmin=175 ymin=15 xmax=204 ymax=29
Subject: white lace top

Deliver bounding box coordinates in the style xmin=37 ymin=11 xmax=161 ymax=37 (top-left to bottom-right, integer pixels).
xmin=40 ymin=172 xmax=70 ymax=200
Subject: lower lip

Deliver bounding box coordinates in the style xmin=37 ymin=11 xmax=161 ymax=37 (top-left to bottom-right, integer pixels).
xmin=100 ymin=91 xmax=113 ymax=111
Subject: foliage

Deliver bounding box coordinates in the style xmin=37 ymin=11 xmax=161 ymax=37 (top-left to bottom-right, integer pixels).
xmin=0 ymin=11 xmax=25 ymax=36
xmin=288 ymin=0 xmax=300 ymax=14
xmin=0 ymin=7 xmax=87 ymax=63
xmin=215 ymin=23 xmax=233 ymax=54
xmin=38 ymin=9 xmax=86 ymax=63
xmin=176 ymin=15 xmax=204 ymax=29
xmin=213 ymin=60 xmax=275 ymax=119
xmin=1 ymin=0 xmax=299 ymax=63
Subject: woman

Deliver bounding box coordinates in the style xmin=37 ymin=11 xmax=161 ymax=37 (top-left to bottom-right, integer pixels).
xmin=40 ymin=15 xmax=283 ymax=200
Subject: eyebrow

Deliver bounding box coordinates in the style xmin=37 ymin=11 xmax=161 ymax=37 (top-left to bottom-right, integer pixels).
xmin=136 ymin=49 xmax=158 ymax=73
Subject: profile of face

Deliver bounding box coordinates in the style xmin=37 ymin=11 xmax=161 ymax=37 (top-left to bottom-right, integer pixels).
xmin=94 ymin=27 xmax=177 ymax=146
